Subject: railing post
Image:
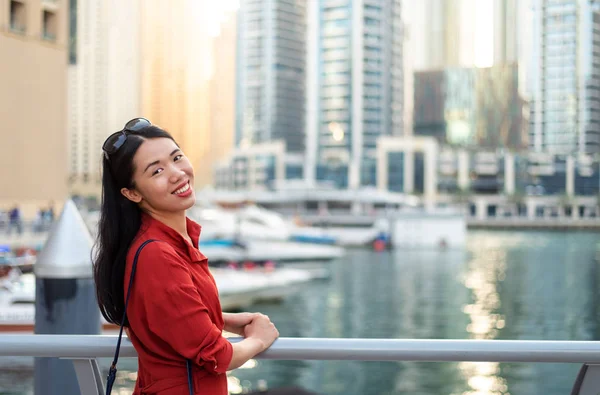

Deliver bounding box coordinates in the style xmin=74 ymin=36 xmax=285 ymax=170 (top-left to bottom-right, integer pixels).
xmin=570 ymin=364 xmax=600 ymax=395
xmin=68 ymin=358 xmax=105 ymax=395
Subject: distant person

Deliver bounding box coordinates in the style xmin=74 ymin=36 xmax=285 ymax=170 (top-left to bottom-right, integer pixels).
xmin=7 ymin=205 xmax=22 ymax=236
xmin=93 ymin=118 xmax=278 ymax=395
xmin=47 ymin=201 xmax=55 ymax=222
xmin=34 ymin=207 xmax=45 ymax=233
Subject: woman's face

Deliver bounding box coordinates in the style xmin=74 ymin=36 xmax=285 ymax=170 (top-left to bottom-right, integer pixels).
xmin=121 ymin=137 xmax=196 ymax=214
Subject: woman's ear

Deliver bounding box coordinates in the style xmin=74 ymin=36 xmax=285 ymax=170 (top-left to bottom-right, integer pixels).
xmin=121 ymin=187 xmax=143 ymax=203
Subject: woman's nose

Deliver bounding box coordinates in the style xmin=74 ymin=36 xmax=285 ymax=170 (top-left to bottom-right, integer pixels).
xmin=169 ymin=165 xmax=186 ymax=181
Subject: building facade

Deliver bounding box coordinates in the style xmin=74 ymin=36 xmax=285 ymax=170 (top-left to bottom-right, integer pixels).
xmin=140 ymin=0 xmax=215 ymax=187
xmin=68 ymin=0 xmax=141 ymax=198
xmin=209 ymin=12 xmax=238 ymax=184
xmin=529 ymin=0 xmax=600 ymax=154
xmin=414 ymin=64 xmax=529 ymax=151
xmin=235 ymin=0 xmax=307 ymax=153
xmin=377 ymin=136 xmax=600 ymax=200
xmin=0 ymin=0 xmax=68 ymax=215
xmin=306 ymin=0 xmax=404 ymax=189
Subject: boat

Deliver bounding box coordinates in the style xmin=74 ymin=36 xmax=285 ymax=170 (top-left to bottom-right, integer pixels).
xmin=0 ymin=266 xmax=322 ymax=333
xmin=200 ymin=239 xmax=344 ymax=264
xmin=190 ymin=202 xmax=386 ymax=247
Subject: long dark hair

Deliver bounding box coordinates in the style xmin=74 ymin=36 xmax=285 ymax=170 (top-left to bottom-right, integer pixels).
xmin=93 ymin=125 xmax=175 ymax=326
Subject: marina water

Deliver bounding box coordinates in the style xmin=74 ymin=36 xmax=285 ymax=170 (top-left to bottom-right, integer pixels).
xmin=1 ymin=230 xmax=598 ymax=395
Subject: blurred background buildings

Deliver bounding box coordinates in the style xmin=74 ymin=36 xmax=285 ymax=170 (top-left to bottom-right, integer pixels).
xmin=2 ymin=0 xmax=600 ymax=215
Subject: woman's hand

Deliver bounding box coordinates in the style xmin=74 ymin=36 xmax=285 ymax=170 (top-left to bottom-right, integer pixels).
xmin=243 ymin=313 xmax=279 ymax=351
xmin=223 ymin=312 xmax=260 ymax=336
xmin=227 ymin=313 xmax=279 ymax=370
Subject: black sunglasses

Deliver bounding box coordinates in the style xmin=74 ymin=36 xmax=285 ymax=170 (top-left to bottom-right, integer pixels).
xmin=102 ymin=118 xmax=152 ymax=157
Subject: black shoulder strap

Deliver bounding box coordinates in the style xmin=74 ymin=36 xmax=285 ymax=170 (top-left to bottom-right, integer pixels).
xmin=106 ymin=239 xmax=156 ymax=394
xmin=105 ymin=239 xmax=194 ymax=395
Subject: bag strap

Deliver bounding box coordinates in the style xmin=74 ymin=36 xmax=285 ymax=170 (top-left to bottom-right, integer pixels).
xmin=106 ymin=239 xmax=194 ymax=395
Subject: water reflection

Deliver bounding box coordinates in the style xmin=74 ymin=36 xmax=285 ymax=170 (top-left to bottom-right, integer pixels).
xmin=94 ymin=232 xmax=600 ymax=394
xmin=459 ymin=234 xmax=508 ymax=395
xmin=1 ymin=231 xmax=599 ymax=395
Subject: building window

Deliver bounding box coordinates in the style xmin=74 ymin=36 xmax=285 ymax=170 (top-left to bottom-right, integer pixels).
xmin=69 ymin=0 xmax=77 ymax=64
xmin=10 ymin=1 xmax=26 ymax=34
xmin=42 ymin=11 xmax=57 ymax=41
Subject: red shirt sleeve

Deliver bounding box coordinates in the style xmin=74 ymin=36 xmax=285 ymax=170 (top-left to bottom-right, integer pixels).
xmin=134 ymin=243 xmax=233 ymax=374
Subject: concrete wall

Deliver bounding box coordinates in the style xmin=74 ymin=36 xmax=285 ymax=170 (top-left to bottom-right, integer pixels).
xmin=391 ymin=214 xmax=467 ymax=248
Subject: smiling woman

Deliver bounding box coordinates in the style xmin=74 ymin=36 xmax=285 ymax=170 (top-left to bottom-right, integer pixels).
xmin=93 ymin=118 xmax=279 ymax=395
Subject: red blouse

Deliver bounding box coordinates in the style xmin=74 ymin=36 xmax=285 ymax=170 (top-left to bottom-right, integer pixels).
xmin=124 ymin=212 xmax=233 ymax=394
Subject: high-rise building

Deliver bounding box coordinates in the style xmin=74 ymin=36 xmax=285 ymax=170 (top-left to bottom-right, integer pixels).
xmin=529 ymin=0 xmax=600 ymax=154
xmin=141 ymin=0 xmax=214 ymax=186
xmin=235 ymin=0 xmax=307 ymax=153
xmin=68 ymin=0 xmax=142 ymax=198
xmin=406 ymin=0 xmax=524 ymax=70
xmin=306 ymin=0 xmax=404 ymax=189
xmin=405 ymin=0 xmax=479 ymax=70
xmin=493 ymin=0 xmax=519 ymax=64
xmin=0 ymin=0 xmax=68 ymax=214
xmin=209 ymin=12 xmax=237 ymax=177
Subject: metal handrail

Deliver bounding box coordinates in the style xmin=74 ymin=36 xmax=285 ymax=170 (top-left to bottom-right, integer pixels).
xmin=1 ymin=335 xmax=600 ymax=363
xmin=2 ymin=335 xmax=599 ymax=394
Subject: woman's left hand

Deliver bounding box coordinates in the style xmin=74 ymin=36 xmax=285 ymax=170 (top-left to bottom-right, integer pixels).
xmin=223 ymin=312 xmax=260 ymax=336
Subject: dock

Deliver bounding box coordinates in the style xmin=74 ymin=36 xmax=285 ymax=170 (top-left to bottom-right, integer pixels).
xmin=467 ymin=218 xmax=600 ymax=230
xmin=297 ymin=213 xmax=600 ymax=230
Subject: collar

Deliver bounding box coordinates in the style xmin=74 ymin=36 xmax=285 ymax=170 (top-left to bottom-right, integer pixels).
xmin=140 ymin=212 xmax=205 ymax=262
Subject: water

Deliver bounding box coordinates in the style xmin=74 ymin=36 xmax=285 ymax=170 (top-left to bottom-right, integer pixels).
xmin=1 ymin=230 xmax=599 ymax=394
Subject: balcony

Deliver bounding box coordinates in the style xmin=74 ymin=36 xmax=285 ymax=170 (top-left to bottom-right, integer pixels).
xmin=322 ymin=25 xmax=348 ymax=38
xmin=322 ymin=51 xmax=349 ymax=63
xmin=363 ymin=74 xmax=382 ymax=85
xmin=322 ymin=110 xmax=350 ymax=122
xmin=363 ymin=7 xmax=381 ymax=19
xmin=324 ymin=0 xmax=349 ymax=7
xmin=322 ymin=74 xmax=350 ymax=85
xmin=324 ymin=9 xmax=350 ymax=20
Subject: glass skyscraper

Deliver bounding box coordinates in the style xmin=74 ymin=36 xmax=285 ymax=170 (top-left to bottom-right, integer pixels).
xmin=305 ymin=0 xmax=404 ymax=189
xmin=413 ymin=65 xmax=528 ymax=151
xmin=236 ymin=0 xmax=306 ymax=153
xmin=529 ymin=0 xmax=600 ymax=154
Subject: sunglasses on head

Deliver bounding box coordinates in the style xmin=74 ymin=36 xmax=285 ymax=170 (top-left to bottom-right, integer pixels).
xmin=102 ymin=118 xmax=152 ymax=158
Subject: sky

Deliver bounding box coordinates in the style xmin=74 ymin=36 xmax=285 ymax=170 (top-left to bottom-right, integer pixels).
xmin=204 ymin=0 xmax=240 ymax=37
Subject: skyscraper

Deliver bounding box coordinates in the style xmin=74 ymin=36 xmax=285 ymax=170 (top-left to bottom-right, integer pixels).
xmin=406 ymin=0 xmax=524 ymax=70
xmin=529 ymin=0 xmax=600 ymax=154
xmin=140 ymin=0 xmax=214 ymax=186
xmin=68 ymin=0 xmax=142 ymax=198
xmin=209 ymin=12 xmax=237 ymax=174
xmin=306 ymin=0 xmax=404 ymax=189
xmin=493 ymin=0 xmax=519 ymax=64
xmin=235 ymin=0 xmax=307 ymax=153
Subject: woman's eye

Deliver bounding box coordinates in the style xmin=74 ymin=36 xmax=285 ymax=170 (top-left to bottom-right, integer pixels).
xmin=152 ymin=168 xmax=163 ymax=176
xmin=174 ymin=155 xmax=183 ymax=161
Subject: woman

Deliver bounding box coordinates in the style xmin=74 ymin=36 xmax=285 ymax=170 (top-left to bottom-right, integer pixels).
xmin=93 ymin=118 xmax=279 ymax=394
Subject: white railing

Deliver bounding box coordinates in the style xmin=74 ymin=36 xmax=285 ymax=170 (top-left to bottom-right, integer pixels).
xmin=0 ymin=336 xmax=599 ymax=394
